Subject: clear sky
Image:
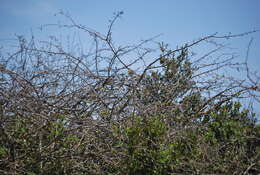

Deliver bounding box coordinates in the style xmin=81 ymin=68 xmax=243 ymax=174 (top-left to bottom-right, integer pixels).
xmin=0 ymin=0 xmax=260 ymax=117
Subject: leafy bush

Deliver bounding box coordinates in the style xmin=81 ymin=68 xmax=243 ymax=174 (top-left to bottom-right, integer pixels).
xmin=0 ymin=12 xmax=259 ymax=174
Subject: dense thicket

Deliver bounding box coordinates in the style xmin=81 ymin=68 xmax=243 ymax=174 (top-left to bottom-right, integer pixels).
xmin=0 ymin=12 xmax=259 ymax=174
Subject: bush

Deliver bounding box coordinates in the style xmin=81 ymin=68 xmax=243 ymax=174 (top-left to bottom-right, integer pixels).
xmin=0 ymin=12 xmax=259 ymax=174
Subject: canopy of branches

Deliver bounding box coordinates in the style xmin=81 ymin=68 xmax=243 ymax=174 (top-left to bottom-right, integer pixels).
xmin=0 ymin=12 xmax=259 ymax=174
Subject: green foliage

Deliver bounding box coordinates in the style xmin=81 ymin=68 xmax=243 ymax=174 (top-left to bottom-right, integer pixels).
xmin=114 ymin=116 xmax=165 ymax=174
xmin=112 ymin=101 xmax=259 ymax=174
xmin=0 ymin=115 xmax=81 ymax=174
xmin=119 ymin=116 xmax=171 ymax=175
xmin=206 ymin=102 xmax=251 ymax=143
xmin=199 ymin=102 xmax=258 ymax=173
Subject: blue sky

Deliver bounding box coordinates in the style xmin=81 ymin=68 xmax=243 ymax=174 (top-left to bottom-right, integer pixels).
xmin=0 ymin=0 xmax=260 ymax=117
xmin=1 ymin=0 xmax=259 ymax=41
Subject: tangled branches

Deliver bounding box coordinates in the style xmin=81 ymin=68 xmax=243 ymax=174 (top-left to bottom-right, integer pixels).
xmin=0 ymin=12 xmax=259 ymax=174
